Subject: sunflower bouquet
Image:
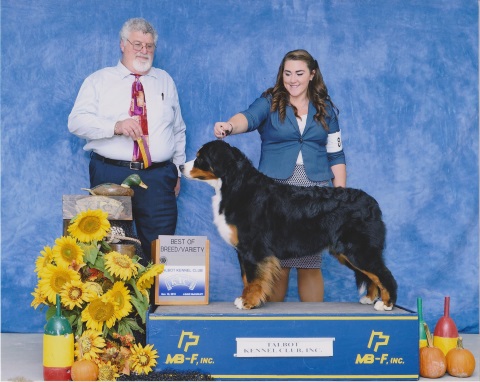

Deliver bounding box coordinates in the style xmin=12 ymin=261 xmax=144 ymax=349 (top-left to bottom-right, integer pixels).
xmin=31 ymin=208 xmax=164 ymax=379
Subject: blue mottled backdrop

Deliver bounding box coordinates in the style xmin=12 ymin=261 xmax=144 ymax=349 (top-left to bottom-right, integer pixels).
xmin=1 ymin=0 xmax=478 ymax=333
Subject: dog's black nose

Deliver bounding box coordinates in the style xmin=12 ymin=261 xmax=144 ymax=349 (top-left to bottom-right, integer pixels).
xmin=179 ymin=165 xmax=184 ymax=173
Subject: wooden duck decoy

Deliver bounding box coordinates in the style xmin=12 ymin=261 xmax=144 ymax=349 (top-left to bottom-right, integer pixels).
xmin=82 ymin=174 xmax=148 ymax=197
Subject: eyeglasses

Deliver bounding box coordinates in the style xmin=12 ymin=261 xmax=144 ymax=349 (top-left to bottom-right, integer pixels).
xmin=126 ymin=39 xmax=156 ymax=52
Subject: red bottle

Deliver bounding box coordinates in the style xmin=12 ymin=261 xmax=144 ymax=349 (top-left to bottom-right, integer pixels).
xmin=433 ymin=296 xmax=458 ymax=356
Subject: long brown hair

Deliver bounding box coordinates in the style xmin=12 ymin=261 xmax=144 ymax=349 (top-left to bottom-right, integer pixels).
xmin=262 ymin=49 xmax=337 ymax=131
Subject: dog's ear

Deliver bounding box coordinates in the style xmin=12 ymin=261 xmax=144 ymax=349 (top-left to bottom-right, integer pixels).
xmin=197 ymin=140 xmax=229 ymax=178
xmin=199 ymin=140 xmax=252 ymax=181
xmin=200 ymin=140 xmax=245 ymax=179
xmin=214 ymin=141 xmax=236 ymax=178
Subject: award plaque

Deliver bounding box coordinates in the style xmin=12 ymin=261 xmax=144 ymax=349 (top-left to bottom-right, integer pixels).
xmin=152 ymin=235 xmax=209 ymax=305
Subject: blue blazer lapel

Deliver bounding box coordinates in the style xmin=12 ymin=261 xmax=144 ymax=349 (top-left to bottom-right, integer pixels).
xmin=286 ymin=106 xmax=300 ymax=134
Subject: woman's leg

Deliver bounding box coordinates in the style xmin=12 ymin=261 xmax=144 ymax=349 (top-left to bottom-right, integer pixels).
xmin=268 ymin=268 xmax=291 ymax=302
xmin=297 ymin=268 xmax=324 ymax=302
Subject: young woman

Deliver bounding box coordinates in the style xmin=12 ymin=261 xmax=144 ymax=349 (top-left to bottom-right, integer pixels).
xmin=213 ymin=49 xmax=346 ymax=302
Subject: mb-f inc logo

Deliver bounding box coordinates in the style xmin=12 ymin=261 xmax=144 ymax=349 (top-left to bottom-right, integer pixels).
xmin=165 ymin=330 xmax=215 ymax=365
xmin=355 ymin=330 xmax=404 ymax=365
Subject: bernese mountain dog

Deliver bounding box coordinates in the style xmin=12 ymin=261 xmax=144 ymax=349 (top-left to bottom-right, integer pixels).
xmin=180 ymin=140 xmax=397 ymax=311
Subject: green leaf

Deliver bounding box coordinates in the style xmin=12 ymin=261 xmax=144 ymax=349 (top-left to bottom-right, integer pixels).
xmin=93 ymin=255 xmax=115 ymax=283
xmin=74 ymin=317 xmax=84 ymax=338
xmin=64 ymin=311 xmax=77 ymax=327
xmin=102 ymin=324 xmax=109 ymax=339
xmin=117 ymin=319 xmax=133 ymax=336
xmin=80 ymin=242 xmax=101 ymax=265
xmin=100 ymin=241 xmax=112 ymax=253
xmin=117 ymin=317 xmax=145 ymax=336
xmin=130 ymin=295 xmax=148 ymax=324
xmin=45 ymin=305 xmax=56 ymax=321
xmin=125 ymin=317 xmax=144 ymax=333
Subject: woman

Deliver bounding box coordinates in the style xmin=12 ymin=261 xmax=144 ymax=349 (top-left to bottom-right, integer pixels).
xmin=213 ymin=49 xmax=346 ymax=302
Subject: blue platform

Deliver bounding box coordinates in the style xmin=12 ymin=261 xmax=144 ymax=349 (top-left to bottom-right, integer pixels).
xmin=147 ymin=302 xmax=419 ymax=380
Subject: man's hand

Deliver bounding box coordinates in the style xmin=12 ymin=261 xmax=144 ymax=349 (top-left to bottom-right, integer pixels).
xmin=114 ymin=118 xmax=144 ymax=140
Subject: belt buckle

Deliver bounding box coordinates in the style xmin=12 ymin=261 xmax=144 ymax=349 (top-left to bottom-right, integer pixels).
xmin=129 ymin=162 xmax=143 ymax=170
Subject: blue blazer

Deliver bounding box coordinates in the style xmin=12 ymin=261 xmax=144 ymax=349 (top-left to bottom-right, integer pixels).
xmin=241 ymin=96 xmax=346 ymax=181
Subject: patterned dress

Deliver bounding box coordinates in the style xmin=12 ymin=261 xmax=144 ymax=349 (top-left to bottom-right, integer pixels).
xmin=274 ymin=165 xmax=329 ymax=268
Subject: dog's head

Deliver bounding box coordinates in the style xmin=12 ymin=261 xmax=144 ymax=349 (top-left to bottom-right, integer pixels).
xmin=181 ymin=140 xmax=250 ymax=186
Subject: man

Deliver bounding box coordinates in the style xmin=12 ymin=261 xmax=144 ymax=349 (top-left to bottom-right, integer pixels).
xmin=69 ymin=18 xmax=186 ymax=264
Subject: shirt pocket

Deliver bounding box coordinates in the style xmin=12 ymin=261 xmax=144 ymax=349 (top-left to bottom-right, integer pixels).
xmin=149 ymin=99 xmax=175 ymax=126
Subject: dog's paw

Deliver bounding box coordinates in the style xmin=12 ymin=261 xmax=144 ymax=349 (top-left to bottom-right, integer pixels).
xmin=234 ymin=296 xmax=261 ymax=309
xmin=359 ymin=296 xmax=375 ymax=305
xmin=374 ymin=300 xmax=393 ymax=311
xmin=234 ymin=297 xmax=246 ymax=309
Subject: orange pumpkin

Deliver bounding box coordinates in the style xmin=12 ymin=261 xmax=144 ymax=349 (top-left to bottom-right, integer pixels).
xmin=419 ymin=322 xmax=446 ymax=379
xmin=446 ymin=337 xmax=476 ymax=378
xmin=71 ymin=359 xmax=99 ymax=381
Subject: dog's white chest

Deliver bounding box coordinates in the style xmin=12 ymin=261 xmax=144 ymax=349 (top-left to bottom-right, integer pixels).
xmin=212 ymin=182 xmax=235 ymax=246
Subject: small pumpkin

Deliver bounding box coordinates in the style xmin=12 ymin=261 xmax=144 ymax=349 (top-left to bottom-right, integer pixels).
xmin=71 ymin=359 xmax=99 ymax=381
xmin=419 ymin=322 xmax=446 ymax=378
xmin=446 ymin=336 xmax=476 ymax=378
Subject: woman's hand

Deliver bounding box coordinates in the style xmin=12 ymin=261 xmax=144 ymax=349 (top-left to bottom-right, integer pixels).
xmin=213 ymin=122 xmax=233 ymax=139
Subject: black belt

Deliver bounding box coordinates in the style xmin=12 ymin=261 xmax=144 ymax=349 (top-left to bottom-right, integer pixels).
xmin=92 ymin=152 xmax=170 ymax=170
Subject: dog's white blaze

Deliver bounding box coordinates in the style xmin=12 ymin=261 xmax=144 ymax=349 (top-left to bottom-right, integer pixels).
xmin=212 ymin=180 xmax=235 ymax=245
xmin=181 ymin=159 xmax=195 ymax=178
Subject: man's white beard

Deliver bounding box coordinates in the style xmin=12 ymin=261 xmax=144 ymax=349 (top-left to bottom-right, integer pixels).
xmin=133 ymin=57 xmax=152 ymax=73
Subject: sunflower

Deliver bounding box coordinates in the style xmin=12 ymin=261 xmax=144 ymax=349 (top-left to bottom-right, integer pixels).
xmin=84 ymin=281 xmax=104 ymax=296
xmin=105 ymin=282 xmax=132 ymax=320
xmin=38 ymin=264 xmax=80 ymax=305
xmin=136 ymin=264 xmax=164 ymax=292
xmin=75 ymin=329 xmax=106 ymax=360
xmin=82 ymin=294 xmax=117 ymax=331
xmin=35 ymin=246 xmax=54 ymax=274
xmin=97 ymin=360 xmax=120 ymax=381
xmin=52 ymin=236 xmax=85 ymax=268
xmin=68 ymin=209 xmax=110 ymax=243
xmin=31 ymin=287 xmax=47 ymax=309
xmin=130 ymin=343 xmax=159 ymax=375
xmin=60 ymin=279 xmax=94 ymax=310
xmin=104 ymin=251 xmax=140 ymax=281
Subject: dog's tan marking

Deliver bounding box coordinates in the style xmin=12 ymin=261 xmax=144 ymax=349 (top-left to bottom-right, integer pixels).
xmin=241 ymin=273 xmax=248 ymax=287
xmin=239 ymin=256 xmax=281 ymax=309
xmin=361 ymin=271 xmax=391 ymax=306
xmin=228 ymin=224 xmax=239 ymax=246
xmin=189 ymin=168 xmax=218 ymax=180
xmin=334 ymin=253 xmax=348 ymax=265
xmin=366 ymin=281 xmax=379 ymax=301
xmin=336 ymin=254 xmax=392 ymax=308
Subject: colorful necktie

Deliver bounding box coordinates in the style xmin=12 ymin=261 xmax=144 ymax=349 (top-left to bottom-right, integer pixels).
xmin=130 ymin=74 xmax=152 ymax=168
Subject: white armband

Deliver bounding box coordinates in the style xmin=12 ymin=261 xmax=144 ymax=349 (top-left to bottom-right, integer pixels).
xmin=326 ymin=130 xmax=343 ymax=153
